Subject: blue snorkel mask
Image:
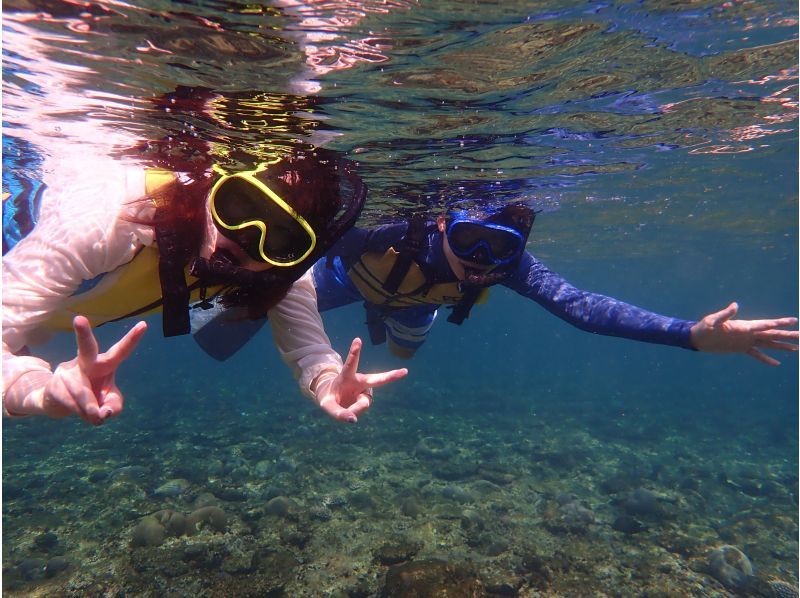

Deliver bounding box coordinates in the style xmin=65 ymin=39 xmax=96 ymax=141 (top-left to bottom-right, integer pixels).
xmin=446 ymin=205 xmax=535 ymax=267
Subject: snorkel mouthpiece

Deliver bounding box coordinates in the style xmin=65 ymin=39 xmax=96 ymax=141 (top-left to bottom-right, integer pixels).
xmin=189 ymin=249 xmax=257 ymax=287
xmin=462 ymin=267 xmax=510 ymax=287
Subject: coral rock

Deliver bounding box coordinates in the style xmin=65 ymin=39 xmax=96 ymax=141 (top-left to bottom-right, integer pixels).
xmin=265 ymin=496 xmax=293 ymax=517
xmin=382 ymin=559 xmax=483 ymax=597
xmin=153 ymin=509 xmax=189 ymax=537
xmin=769 ymin=580 xmax=799 ymax=598
xmin=708 ymin=545 xmax=753 ymax=589
xmin=131 ymin=516 xmax=166 ymax=547
xmin=187 ymin=506 xmax=228 ymax=533
xmin=44 ymin=556 xmax=70 ymax=578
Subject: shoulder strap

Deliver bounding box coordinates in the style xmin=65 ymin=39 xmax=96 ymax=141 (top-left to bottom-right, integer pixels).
xmin=156 ymin=224 xmax=193 ymax=336
xmin=100 ymin=171 xmax=194 ymax=336
xmin=141 ymin=169 xmax=193 ymax=336
xmin=382 ymin=215 xmax=427 ymax=295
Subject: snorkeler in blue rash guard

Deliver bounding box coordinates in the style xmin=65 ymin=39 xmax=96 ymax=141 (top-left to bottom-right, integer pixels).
xmin=312 ymin=204 xmax=798 ymax=362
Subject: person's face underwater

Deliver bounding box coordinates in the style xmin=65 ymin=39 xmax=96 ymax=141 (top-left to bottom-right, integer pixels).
xmin=437 ymin=216 xmax=498 ymax=281
xmin=206 ymin=170 xmax=318 ymax=272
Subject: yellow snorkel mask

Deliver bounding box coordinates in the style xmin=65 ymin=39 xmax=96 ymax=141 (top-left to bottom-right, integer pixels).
xmin=209 ymin=163 xmax=317 ymax=267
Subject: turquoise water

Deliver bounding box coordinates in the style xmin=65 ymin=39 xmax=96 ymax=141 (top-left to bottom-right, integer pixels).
xmin=3 ymin=1 xmax=797 ymax=595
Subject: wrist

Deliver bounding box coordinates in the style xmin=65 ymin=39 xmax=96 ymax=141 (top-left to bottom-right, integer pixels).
xmin=310 ymin=369 xmax=338 ymax=405
xmin=687 ymin=321 xmax=703 ymax=351
xmin=3 ymin=371 xmax=52 ymax=417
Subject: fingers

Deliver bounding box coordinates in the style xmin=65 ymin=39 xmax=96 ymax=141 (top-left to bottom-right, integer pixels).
xmin=69 ymin=385 xmax=103 ymax=425
xmin=755 ymin=329 xmax=799 ymax=341
xmin=359 ymin=367 xmax=408 ymax=389
xmin=340 ymin=337 xmax=363 ymax=380
xmin=747 ymin=347 xmax=780 ymax=366
xmin=348 ymin=394 xmax=372 ymax=417
xmin=748 ymin=318 xmax=800 ymax=332
xmin=58 ymin=372 xmax=104 ymax=424
xmin=768 ymin=316 xmax=798 ymax=328
xmin=99 ymin=385 xmax=124 ymax=420
xmin=73 ymin=316 xmax=99 ymax=369
xmin=103 ymin=321 xmax=148 ymax=365
xmin=318 ymin=396 xmax=358 ymax=424
xmin=319 ymin=392 xmax=373 ymax=423
xmin=324 ymin=343 xmax=406 ymax=424
xmin=39 ymin=377 xmax=75 ymax=419
xmin=755 ymin=339 xmax=799 ymax=352
xmin=707 ymin=302 xmax=738 ymax=327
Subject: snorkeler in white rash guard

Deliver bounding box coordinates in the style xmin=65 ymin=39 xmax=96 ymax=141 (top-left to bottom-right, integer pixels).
xmin=2 ymin=144 xmax=407 ymax=425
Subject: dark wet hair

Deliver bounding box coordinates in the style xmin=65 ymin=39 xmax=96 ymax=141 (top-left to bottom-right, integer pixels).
xmin=485 ymin=204 xmax=535 ymax=240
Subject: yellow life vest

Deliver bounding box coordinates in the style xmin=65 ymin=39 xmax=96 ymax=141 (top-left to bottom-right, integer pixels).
xmin=43 ymin=246 xmax=224 ymax=331
xmin=43 ymin=169 xmax=223 ymax=331
xmin=347 ymin=248 xmax=489 ymax=308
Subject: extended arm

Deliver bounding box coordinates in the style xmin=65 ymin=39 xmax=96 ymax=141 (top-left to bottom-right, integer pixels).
xmin=2 ymin=160 xmax=150 ymax=421
xmin=505 ymin=253 xmax=798 ymax=363
xmin=268 ymin=270 xmax=407 ymax=423
xmin=504 ymin=252 xmax=695 ymax=348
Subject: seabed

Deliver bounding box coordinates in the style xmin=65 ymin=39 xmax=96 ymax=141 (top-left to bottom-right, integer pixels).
xmin=3 ymin=381 xmax=797 ymax=597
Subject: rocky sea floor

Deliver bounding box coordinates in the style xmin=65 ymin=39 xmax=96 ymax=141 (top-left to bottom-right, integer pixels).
xmin=3 ymin=381 xmax=797 ymax=597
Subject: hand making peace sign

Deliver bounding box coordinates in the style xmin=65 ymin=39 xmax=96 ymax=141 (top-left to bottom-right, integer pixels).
xmin=38 ymin=316 xmax=148 ymax=423
xmin=313 ymin=337 xmax=408 ymax=423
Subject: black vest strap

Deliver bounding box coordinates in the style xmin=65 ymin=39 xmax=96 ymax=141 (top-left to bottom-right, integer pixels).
xmin=363 ymin=302 xmax=388 ymax=345
xmin=155 ymin=225 xmax=191 ymax=337
xmin=447 ymin=285 xmax=483 ymax=325
xmin=382 ymin=216 xmax=426 ymax=295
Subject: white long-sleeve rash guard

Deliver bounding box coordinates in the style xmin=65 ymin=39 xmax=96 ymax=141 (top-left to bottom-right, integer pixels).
xmin=1 ymin=155 xmax=342 ymax=415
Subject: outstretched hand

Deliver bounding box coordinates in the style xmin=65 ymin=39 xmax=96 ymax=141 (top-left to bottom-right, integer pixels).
xmin=314 ymin=337 xmax=408 ymax=423
xmin=41 ymin=316 xmax=147 ymax=423
xmin=690 ymin=302 xmax=798 ymax=366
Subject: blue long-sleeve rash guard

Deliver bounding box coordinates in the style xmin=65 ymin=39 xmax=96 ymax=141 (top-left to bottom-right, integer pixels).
xmin=322 ymin=222 xmax=697 ymax=350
